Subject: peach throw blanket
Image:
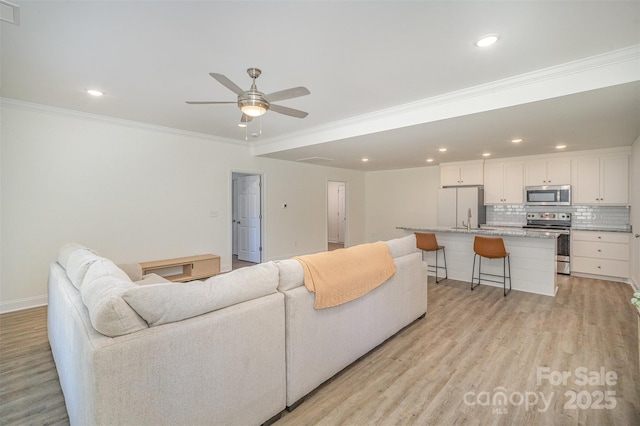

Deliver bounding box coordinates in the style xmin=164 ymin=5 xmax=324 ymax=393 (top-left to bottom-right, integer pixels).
xmin=294 ymin=242 xmax=397 ymax=309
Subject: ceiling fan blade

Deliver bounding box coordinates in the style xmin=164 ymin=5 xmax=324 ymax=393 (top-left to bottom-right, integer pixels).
xmin=185 ymin=101 xmax=235 ymax=104
xmin=209 ymin=73 xmax=244 ymax=95
xmin=270 ymin=104 xmax=308 ymax=118
xmin=266 ymin=86 xmax=310 ymax=102
xmin=240 ymin=114 xmax=253 ymax=124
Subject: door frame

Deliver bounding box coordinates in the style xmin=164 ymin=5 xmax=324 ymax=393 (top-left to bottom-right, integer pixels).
xmin=327 ymin=179 xmax=348 ymax=249
xmin=230 ymin=170 xmax=265 ymax=264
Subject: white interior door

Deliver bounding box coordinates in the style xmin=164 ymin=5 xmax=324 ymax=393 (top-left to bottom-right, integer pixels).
xmin=232 ymin=177 xmax=238 ymax=255
xmin=327 ymin=181 xmax=346 ymax=244
xmin=337 ymin=183 xmax=346 ymax=243
xmin=237 ymin=175 xmax=261 ymax=263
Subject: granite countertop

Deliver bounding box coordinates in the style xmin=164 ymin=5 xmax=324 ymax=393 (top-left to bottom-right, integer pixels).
xmin=397 ymin=226 xmax=560 ymax=239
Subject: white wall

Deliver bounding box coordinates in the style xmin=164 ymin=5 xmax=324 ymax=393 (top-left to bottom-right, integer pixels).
xmin=365 ymin=166 xmax=440 ymax=242
xmin=0 ymin=103 xmax=365 ymax=312
xmin=630 ymin=135 xmax=640 ymax=290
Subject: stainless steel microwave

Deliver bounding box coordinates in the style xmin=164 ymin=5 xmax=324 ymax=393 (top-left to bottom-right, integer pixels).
xmin=525 ymin=185 xmax=571 ymax=206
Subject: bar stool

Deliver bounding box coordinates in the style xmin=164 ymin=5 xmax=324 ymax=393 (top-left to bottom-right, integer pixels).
xmin=471 ymin=236 xmax=511 ymax=297
xmin=415 ymin=232 xmax=448 ymax=283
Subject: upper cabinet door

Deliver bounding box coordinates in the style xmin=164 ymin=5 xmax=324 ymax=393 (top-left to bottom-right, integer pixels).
xmin=545 ymin=159 xmax=571 ymax=185
xmin=572 ymin=154 xmax=628 ymax=205
xmin=503 ymin=162 xmax=524 ymax=204
xmin=573 ymin=156 xmax=602 ymax=204
xmin=483 ymin=162 xmax=523 ymax=204
xmin=600 ymin=155 xmax=629 ymax=205
xmin=440 ymin=165 xmax=463 ymax=187
xmin=459 ymin=163 xmax=484 ymax=186
xmin=440 ymin=162 xmax=484 ymax=187
xmin=525 ymin=158 xmax=571 ymax=186
xmin=524 ymin=159 xmax=548 ymax=186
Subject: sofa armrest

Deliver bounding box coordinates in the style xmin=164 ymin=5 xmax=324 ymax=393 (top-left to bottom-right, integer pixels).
xmin=117 ymin=263 xmax=143 ymax=281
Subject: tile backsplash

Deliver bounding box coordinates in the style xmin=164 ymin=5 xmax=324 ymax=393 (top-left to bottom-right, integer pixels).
xmin=487 ymin=205 xmax=631 ymax=231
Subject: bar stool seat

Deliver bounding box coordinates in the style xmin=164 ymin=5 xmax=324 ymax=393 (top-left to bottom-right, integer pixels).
xmin=471 ymin=236 xmax=511 ymax=296
xmin=415 ymin=232 xmax=448 ymax=283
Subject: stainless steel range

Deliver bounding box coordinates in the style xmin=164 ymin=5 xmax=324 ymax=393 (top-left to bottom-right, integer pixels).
xmin=523 ymin=212 xmax=571 ymax=274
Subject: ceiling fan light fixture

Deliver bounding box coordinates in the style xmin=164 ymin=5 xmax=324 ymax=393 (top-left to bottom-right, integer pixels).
xmin=239 ymin=101 xmax=268 ymax=117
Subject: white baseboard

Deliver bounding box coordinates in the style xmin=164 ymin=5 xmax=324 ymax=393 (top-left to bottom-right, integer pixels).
xmin=0 ymin=295 xmax=48 ymax=314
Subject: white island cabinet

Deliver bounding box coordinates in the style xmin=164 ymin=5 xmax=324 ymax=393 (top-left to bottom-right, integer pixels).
xmin=398 ymin=226 xmax=558 ymax=297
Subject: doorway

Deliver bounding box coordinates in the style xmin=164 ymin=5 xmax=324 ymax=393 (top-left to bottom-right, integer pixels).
xmin=232 ymin=172 xmax=262 ymax=269
xmin=327 ymin=181 xmax=346 ymax=250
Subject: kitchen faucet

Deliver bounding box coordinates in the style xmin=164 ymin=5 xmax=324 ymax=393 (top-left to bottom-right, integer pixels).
xmin=462 ymin=208 xmax=472 ymax=230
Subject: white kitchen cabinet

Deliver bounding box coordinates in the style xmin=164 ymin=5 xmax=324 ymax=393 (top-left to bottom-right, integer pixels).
xmin=484 ymin=161 xmax=524 ymax=204
xmin=525 ymin=158 xmax=571 ymax=186
xmin=440 ymin=161 xmax=484 ymax=187
xmin=571 ymin=230 xmax=630 ymax=279
xmin=572 ymin=155 xmax=629 ymax=205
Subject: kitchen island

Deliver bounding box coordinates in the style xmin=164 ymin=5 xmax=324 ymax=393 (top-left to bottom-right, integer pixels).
xmin=397 ymin=226 xmax=559 ymax=297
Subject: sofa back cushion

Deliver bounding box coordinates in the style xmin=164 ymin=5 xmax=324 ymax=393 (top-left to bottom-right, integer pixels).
xmin=275 ymin=259 xmax=304 ymax=291
xmin=66 ymin=249 xmax=103 ymax=289
xmin=122 ymin=261 xmax=280 ymax=326
xmin=57 ymin=242 xmax=97 ymax=269
xmin=385 ymin=234 xmax=418 ymax=258
xmin=80 ymin=275 xmax=148 ymax=337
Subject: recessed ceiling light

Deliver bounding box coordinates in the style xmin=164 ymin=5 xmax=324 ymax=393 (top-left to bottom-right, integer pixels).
xmin=86 ymin=89 xmax=104 ymax=97
xmin=556 ymin=144 xmax=567 ymax=149
xmin=426 ymin=158 xmax=434 ymax=163
xmin=482 ymin=153 xmax=491 ymax=157
xmin=438 ymin=148 xmax=447 ymax=152
xmin=362 ymin=158 xmax=369 ymax=162
xmin=511 ymin=138 xmax=523 ymax=143
xmin=475 ymin=34 xmax=500 ymax=47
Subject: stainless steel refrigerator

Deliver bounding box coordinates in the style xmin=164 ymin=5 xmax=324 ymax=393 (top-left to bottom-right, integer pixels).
xmin=437 ymin=187 xmax=486 ymax=228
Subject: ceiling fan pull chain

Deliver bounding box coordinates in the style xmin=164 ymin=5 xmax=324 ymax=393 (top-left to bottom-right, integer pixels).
xmin=259 ymin=116 xmax=262 ymax=135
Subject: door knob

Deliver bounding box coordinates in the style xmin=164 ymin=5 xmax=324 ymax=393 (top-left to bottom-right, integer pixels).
xmin=635 ymin=234 xmax=640 ymax=238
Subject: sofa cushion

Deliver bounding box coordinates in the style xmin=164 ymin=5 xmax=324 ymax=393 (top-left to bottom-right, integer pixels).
xmin=134 ymin=273 xmax=172 ymax=286
xmin=80 ymin=276 xmax=148 ymax=337
xmin=117 ymin=263 xmax=143 ymax=281
xmin=122 ymin=261 xmax=279 ymax=326
xmin=66 ymin=249 xmax=103 ymax=289
xmin=275 ymin=259 xmax=304 ymax=291
xmin=385 ymin=234 xmax=418 ymax=258
xmin=57 ymin=243 xmax=98 ymax=270
xmin=83 ymin=258 xmax=132 ymax=286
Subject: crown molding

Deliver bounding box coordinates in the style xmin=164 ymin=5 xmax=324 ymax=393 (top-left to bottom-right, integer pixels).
xmin=0 ymin=98 xmax=244 ymax=147
xmin=253 ymin=44 xmax=640 ymax=157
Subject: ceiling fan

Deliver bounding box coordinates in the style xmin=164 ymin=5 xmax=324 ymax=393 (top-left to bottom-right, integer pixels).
xmin=186 ymin=68 xmax=310 ymax=124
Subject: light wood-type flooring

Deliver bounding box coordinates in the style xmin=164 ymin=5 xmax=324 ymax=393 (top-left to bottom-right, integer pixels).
xmin=1 ymin=275 xmax=638 ymax=425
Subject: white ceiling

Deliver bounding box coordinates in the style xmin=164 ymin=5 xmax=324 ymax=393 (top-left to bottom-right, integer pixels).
xmin=2 ymin=1 xmax=639 ymax=171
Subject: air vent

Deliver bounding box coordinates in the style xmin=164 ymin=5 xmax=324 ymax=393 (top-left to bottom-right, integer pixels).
xmin=0 ymin=1 xmax=20 ymax=25
xmin=296 ymin=156 xmax=334 ymax=163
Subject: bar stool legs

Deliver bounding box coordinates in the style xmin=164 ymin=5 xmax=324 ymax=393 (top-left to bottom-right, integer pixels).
xmin=415 ymin=233 xmax=448 ymax=283
xmin=470 ymin=236 xmax=512 ymax=297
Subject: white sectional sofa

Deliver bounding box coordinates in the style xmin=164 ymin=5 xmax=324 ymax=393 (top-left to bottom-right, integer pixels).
xmin=276 ymin=235 xmax=428 ymax=408
xmin=48 ymin=244 xmax=286 ymax=426
xmin=47 ymin=235 xmax=427 ymax=425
